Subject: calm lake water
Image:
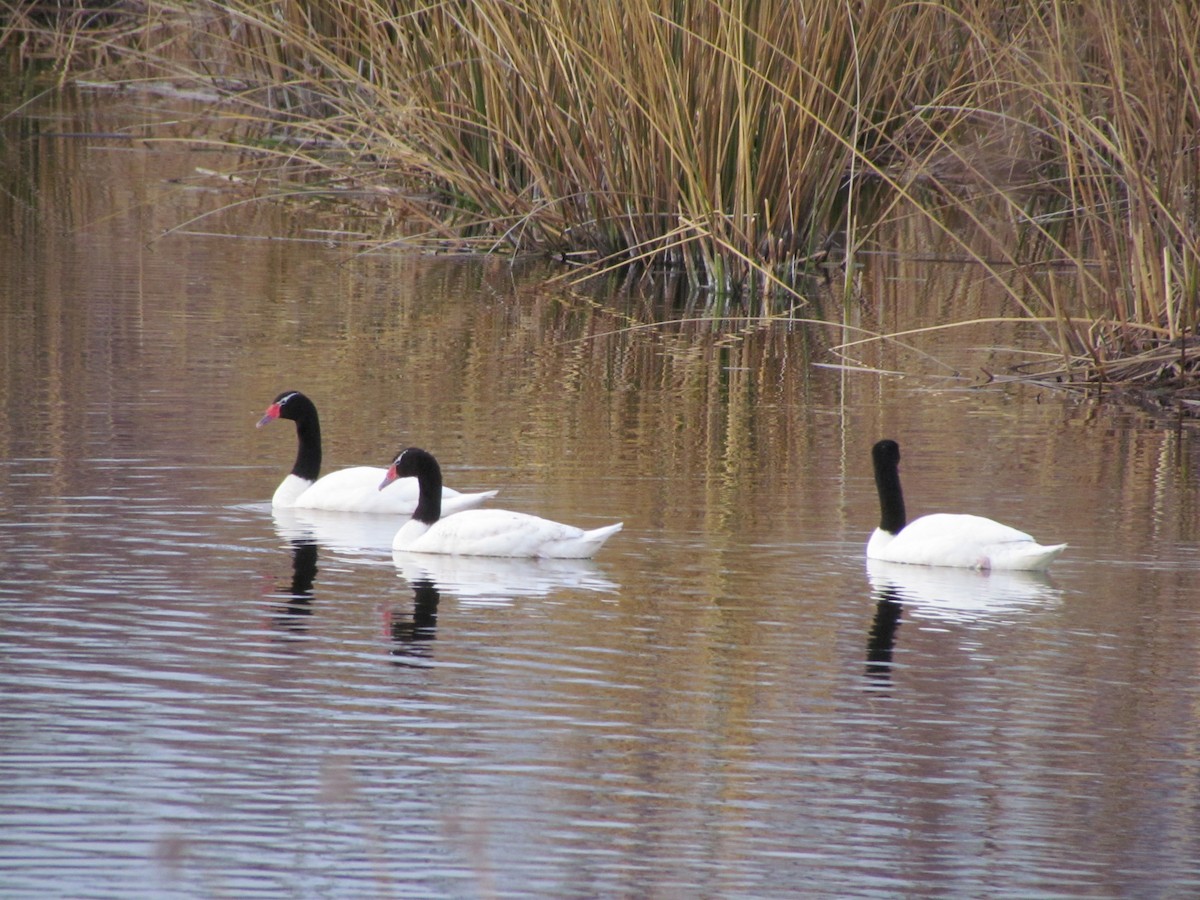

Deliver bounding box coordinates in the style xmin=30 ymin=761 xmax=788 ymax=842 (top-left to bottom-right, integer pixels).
xmin=3 ymin=87 xmax=1200 ymax=899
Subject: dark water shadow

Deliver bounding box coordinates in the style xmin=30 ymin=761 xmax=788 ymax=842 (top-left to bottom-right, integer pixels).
xmin=388 ymin=578 xmax=441 ymax=667
xmin=269 ymin=539 xmax=319 ymax=633
xmin=865 ymin=587 xmax=905 ymax=687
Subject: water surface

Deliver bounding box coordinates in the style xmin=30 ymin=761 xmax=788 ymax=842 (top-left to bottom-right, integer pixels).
xmin=2 ymin=87 xmax=1200 ymax=898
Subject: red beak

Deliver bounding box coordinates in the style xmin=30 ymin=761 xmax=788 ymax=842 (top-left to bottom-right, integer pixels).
xmin=256 ymin=403 xmax=281 ymax=428
xmin=378 ymin=464 xmax=398 ymax=491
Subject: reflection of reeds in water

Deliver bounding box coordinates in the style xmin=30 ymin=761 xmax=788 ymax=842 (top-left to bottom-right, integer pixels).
xmin=14 ymin=0 xmax=1198 ymax=383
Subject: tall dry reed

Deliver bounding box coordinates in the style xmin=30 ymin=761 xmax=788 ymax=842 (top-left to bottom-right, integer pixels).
xmin=864 ymin=1 xmax=1200 ymax=383
xmin=4 ymin=0 xmax=1198 ymax=383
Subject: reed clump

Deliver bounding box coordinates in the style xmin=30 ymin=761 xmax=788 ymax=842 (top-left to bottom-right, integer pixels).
xmin=4 ymin=0 xmax=1198 ymax=388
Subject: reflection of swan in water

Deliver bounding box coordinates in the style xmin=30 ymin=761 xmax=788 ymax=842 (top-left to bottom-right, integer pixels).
xmin=268 ymin=540 xmax=319 ymax=631
xmin=864 ymin=559 xmax=1061 ymax=684
xmin=865 ymin=586 xmax=904 ymax=684
xmin=392 ymin=551 xmax=619 ymax=606
xmin=387 ymin=578 xmax=440 ymax=667
xmin=867 ymin=557 xmax=1061 ymax=625
xmin=270 ymin=506 xmax=399 ymax=556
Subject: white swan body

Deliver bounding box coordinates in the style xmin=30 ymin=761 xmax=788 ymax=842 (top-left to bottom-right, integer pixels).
xmin=273 ymin=467 xmax=495 ymax=515
xmin=868 ymin=439 xmax=1065 ymax=572
xmin=258 ymin=391 xmax=497 ymax=515
xmin=867 ymin=512 xmax=1065 ymax=571
xmin=383 ymin=447 xmax=622 ymax=559
xmin=392 ymin=509 xmax=623 ymax=558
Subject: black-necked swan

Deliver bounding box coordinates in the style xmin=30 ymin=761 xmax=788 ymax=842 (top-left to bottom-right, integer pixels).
xmin=257 ymin=391 xmax=497 ymax=515
xmin=380 ymin=447 xmax=623 ymax=558
xmin=867 ymin=439 xmax=1066 ymax=571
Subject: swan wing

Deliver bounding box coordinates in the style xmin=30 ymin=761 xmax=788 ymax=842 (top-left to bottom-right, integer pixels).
xmin=404 ymin=509 xmax=621 ymax=558
xmin=902 ymin=513 xmax=1035 ymax=545
xmin=290 ymin=468 xmax=491 ymax=515
xmin=872 ymin=513 xmax=1065 ymax=571
xmin=292 ymin=466 xmax=404 ymax=512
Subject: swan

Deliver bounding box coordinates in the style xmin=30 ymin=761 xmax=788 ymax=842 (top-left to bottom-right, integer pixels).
xmin=867 ymin=439 xmax=1066 ymax=571
xmin=380 ymin=447 xmax=623 ymax=558
xmin=257 ymin=391 xmax=498 ymax=515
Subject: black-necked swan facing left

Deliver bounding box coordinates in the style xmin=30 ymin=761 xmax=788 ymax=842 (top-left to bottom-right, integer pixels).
xmin=867 ymin=438 xmax=1066 ymax=571
xmin=380 ymin=447 xmax=623 ymax=558
xmin=256 ymin=390 xmax=498 ymax=515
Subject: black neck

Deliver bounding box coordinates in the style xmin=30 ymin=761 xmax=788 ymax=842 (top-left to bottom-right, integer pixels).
xmin=291 ymin=407 xmax=321 ymax=482
xmin=873 ymin=442 xmax=907 ymax=535
xmin=408 ymin=451 xmax=443 ymax=525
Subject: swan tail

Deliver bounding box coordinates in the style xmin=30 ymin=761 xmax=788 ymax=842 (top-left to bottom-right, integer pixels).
xmin=990 ymin=542 xmax=1067 ymax=571
xmin=545 ymin=522 xmax=623 ymax=559
xmin=440 ymin=489 xmax=500 ymax=516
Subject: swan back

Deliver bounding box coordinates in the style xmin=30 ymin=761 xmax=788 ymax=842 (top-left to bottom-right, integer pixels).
xmin=393 ymin=509 xmax=623 ymax=558
xmin=869 ymin=513 xmax=1065 ymax=571
xmin=291 ymin=466 xmax=497 ymax=515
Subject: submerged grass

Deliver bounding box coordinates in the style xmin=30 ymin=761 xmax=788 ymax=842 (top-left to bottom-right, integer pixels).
xmin=4 ymin=0 xmax=1198 ymax=389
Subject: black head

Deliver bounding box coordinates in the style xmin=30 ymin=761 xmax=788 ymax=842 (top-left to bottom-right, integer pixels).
xmin=379 ymin=447 xmax=441 ymax=490
xmin=872 ymin=439 xmax=900 ymax=469
xmin=392 ymin=447 xmax=438 ymax=480
xmin=267 ymin=390 xmax=313 ymax=421
xmin=379 ymin=448 xmax=443 ymax=523
xmin=258 ymin=391 xmax=318 ymax=429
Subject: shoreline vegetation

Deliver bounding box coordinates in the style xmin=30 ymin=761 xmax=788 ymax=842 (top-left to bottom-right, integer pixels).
xmin=4 ymin=0 xmax=1198 ymax=404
